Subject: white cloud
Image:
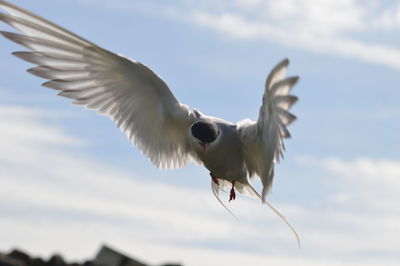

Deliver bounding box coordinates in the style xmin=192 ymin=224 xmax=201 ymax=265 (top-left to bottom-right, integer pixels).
xmin=0 ymin=106 xmax=81 ymax=147
xmin=171 ymin=9 xmax=400 ymax=69
xmin=321 ymin=157 xmax=400 ymax=188
xmin=297 ymin=155 xmax=400 ymax=213
xmin=261 ymin=0 xmax=366 ymax=34
xmin=373 ymin=3 xmax=400 ymax=31
xmin=165 ymin=0 xmax=400 ymax=69
xmin=297 ymin=156 xmax=400 ymax=191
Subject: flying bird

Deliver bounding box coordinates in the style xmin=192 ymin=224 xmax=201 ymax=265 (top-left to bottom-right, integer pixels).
xmin=0 ymin=0 xmax=300 ymax=245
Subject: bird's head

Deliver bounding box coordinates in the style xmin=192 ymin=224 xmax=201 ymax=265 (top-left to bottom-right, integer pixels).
xmin=189 ymin=120 xmax=220 ymax=154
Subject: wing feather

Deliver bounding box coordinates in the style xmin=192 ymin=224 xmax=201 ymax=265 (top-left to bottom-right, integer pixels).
xmin=238 ymin=59 xmax=299 ymax=199
xmin=28 ymin=66 xmax=92 ymax=80
xmin=0 ymin=0 xmax=196 ymax=168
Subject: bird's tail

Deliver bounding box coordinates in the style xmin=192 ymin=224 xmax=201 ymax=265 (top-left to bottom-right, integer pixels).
xmin=211 ymin=180 xmax=238 ymax=219
xmin=246 ymin=183 xmax=301 ymax=247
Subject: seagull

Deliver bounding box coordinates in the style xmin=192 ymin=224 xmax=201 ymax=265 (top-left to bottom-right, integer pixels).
xmin=0 ymin=0 xmax=300 ymax=245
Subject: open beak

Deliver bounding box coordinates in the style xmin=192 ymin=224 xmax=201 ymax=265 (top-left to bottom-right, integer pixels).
xmin=200 ymin=142 xmax=209 ymax=154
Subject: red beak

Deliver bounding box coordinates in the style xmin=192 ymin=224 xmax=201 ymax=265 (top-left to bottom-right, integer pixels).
xmin=200 ymin=142 xmax=209 ymax=154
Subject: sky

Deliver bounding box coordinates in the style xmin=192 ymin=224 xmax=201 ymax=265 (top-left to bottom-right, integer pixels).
xmin=0 ymin=0 xmax=399 ymax=265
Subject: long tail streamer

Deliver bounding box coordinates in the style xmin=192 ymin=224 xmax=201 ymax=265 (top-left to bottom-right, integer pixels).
xmin=211 ymin=180 xmax=238 ymax=219
xmin=247 ymin=184 xmax=301 ymax=247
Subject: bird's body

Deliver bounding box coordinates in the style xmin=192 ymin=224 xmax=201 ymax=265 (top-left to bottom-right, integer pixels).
xmin=189 ymin=119 xmax=247 ymax=183
xmin=0 ymin=0 xmax=300 ymax=245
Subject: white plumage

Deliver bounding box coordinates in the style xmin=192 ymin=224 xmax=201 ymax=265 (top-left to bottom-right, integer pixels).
xmin=0 ymin=0 xmax=300 ymax=246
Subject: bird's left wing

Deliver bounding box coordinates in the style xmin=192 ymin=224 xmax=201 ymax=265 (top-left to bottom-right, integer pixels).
xmin=237 ymin=59 xmax=299 ymax=199
xmin=0 ymin=0 xmax=197 ymax=168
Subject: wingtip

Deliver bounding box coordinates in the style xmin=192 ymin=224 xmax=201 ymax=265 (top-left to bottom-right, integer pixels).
xmin=42 ymin=80 xmax=62 ymax=90
xmin=27 ymin=66 xmax=51 ymax=79
xmin=0 ymin=12 xmax=8 ymax=22
xmin=291 ymin=75 xmax=300 ymax=85
xmin=275 ymin=58 xmax=289 ymax=70
xmin=11 ymin=51 xmax=33 ymax=61
xmin=11 ymin=51 xmax=27 ymax=58
xmin=0 ymin=30 xmax=21 ymax=43
xmin=0 ymin=30 xmax=9 ymax=38
xmin=41 ymin=80 xmax=53 ymax=89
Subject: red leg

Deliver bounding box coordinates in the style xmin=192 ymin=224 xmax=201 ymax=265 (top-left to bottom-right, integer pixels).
xmin=210 ymin=173 xmax=219 ymax=185
xmin=229 ymin=181 xmax=236 ymax=202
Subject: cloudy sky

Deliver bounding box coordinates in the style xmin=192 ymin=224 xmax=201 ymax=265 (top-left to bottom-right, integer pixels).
xmin=0 ymin=0 xmax=399 ymax=265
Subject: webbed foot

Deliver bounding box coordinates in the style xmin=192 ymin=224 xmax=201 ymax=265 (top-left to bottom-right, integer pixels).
xmin=210 ymin=173 xmax=219 ymax=185
xmin=229 ymin=181 xmax=236 ymax=202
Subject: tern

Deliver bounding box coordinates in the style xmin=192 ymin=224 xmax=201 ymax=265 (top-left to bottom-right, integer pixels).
xmin=0 ymin=0 xmax=300 ymax=245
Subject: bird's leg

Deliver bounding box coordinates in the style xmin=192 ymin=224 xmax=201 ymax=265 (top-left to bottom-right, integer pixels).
xmin=229 ymin=181 xmax=236 ymax=202
xmin=209 ymin=173 xmax=219 ymax=185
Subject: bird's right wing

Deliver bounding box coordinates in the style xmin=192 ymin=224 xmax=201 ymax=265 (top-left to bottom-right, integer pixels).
xmin=0 ymin=0 xmax=197 ymax=168
xmin=238 ymin=59 xmax=299 ymax=199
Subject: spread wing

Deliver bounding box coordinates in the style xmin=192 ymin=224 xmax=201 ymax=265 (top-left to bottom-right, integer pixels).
xmin=238 ymin=59 xmax=299 ymax=199
xmin=0 ymin=0 xmax=196 ymax=168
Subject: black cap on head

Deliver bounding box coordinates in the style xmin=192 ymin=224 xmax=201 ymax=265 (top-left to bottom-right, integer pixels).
xmin=191 ymin=121 xmax=219 ymax=144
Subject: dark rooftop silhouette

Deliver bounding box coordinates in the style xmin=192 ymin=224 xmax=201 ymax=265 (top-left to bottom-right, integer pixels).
xmin=0 ymin=245 xmax=181 ymax=266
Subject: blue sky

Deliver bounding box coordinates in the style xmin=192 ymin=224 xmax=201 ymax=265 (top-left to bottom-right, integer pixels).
xmin=0 ymin=0 xmax=399 ymax=265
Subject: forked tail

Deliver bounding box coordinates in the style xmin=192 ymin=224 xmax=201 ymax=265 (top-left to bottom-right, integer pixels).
xmin=210 ymin=180 xmax=300 ymax=247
